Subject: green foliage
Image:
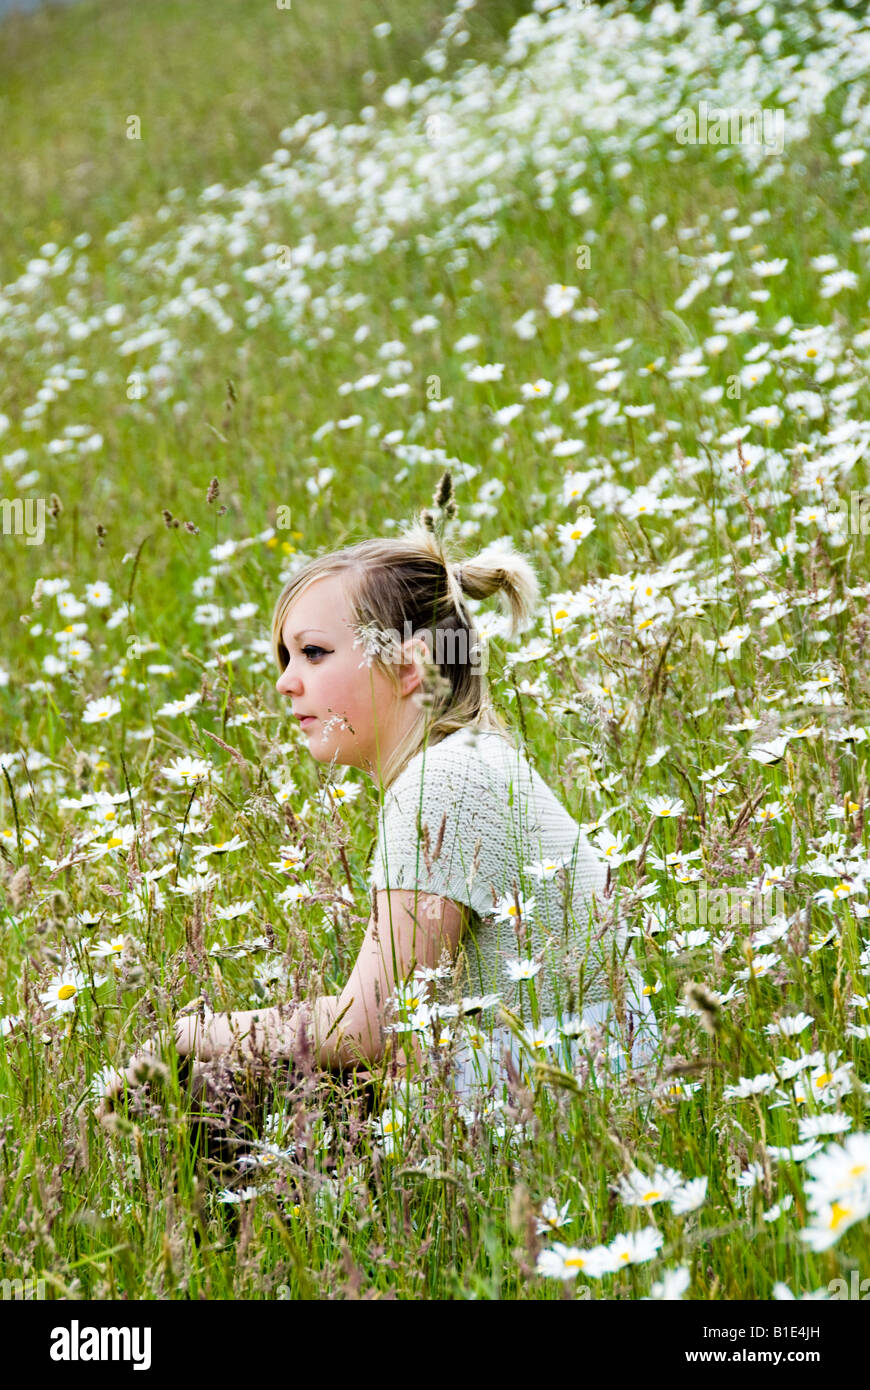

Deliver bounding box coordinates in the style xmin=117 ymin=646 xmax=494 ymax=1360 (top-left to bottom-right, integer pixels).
xmin=0 ymin=0 xmax=869 ymax=1300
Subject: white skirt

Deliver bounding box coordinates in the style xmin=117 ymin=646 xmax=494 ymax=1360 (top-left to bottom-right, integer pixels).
xmin=451 ymin=987 xmax=661 ymax=1103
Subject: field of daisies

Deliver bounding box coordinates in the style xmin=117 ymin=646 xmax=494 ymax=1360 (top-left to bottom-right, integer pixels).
xmin=1 ymin=0 xmax=870 ymax=1300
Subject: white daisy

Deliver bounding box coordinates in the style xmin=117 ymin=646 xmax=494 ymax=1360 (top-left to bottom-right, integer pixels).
xmin=645 ymin=1266 xmax=691 ymax=1300
xmin=644 ymin=795 xmax=686 ymax=818
xmin=535 ymin=1197 xmax=572 ymax=1234
xmin=506 ymin=956 xmax=542 ymax=982
xmin=161 ymin=756 xmax=215 ymax=786
xmin=156 ymin=692 xmax=202 ymax=717
xmin=493 ymin=892 xmax=536 ymax=924
xmin=536 ymin=1242 xmax=614 ymax=1280
xmin=607 ymin=1227 xmax=663 ymax=1268
xmin=82 ymin=695 xmax=122 ymax=724
xmin=39 ymin=967 xmax=96 ymax=1015
xmin=616 ymin=1165 xmax=683 ymax=1207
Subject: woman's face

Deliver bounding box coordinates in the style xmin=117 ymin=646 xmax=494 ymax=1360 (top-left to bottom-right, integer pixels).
xmin=275 ymin=572 xmax=422 ymax=780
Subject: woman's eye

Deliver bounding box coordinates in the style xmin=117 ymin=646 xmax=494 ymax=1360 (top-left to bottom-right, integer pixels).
xmin=301 ymin=645 xmax=329 ymax=661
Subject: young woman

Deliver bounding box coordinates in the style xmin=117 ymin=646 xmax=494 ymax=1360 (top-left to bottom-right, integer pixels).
xmin=97 ymin=506 xmax=659 ymax=1133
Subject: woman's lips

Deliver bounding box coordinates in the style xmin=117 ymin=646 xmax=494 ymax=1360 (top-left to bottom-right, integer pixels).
xmin=299 ymin=716 xmax=316 ymax=728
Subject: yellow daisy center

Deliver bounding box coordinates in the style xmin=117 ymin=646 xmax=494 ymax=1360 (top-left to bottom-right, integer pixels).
xmin=829 ymin=1201 xmax=851 ymax=1230
xmin=57 ymin=985 xmax=76 ymax=1001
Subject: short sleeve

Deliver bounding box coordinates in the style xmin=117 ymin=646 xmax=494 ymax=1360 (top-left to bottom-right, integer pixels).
xmin=367 ymin=740 xmax=512 ymax=918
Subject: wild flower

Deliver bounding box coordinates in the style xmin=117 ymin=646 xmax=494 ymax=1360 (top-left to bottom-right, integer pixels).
xmin=535 ymin=1197 xmax=572 ymax=1234
xmin=156 ymin=692 xmax=202 ymax=717
xmin=493 ymin=893 xmax=535 ymax=924
xmin=39 ymin=967 xmax=100 ymax=1015
xmin=505 ymin=957 xmax=542 ymax=982
xmin=82 ymin=695 xmax=122 ymax=723
xmin=644 ymin=1266 xmax=691 ymax=1300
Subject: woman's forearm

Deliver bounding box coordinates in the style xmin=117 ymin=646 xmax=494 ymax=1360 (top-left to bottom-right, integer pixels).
xmin=172 ymin=997 xmax=354 ymax=1067
xmin=174 ymin=1008 xmax=273 ymax=1063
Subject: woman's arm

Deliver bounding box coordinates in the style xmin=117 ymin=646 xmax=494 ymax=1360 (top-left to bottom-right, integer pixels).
xmin=96 ymin=889 xmax=465 ymax=1116
xmin=308 ymin=888 xmax=466 ymax=1068
xmin=221 ymin=889 xmax=467 ymax=1070
xmin=95 ymin=1005 xmax=292 ymax=1117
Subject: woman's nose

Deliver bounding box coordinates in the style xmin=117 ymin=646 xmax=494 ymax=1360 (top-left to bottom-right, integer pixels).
xmin=277 ymin=665 xmax=302 ymax=695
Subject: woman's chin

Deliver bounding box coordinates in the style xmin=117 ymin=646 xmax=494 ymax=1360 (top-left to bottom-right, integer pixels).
xmin=309 ymin=737 xmax=343 ymax=764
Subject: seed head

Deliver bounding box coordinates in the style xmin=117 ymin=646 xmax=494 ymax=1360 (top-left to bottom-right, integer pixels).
xmin=434 ymin=469 xmax=454 ymax=510
xmin=682 ymin=980 xmax=723 ymax=1034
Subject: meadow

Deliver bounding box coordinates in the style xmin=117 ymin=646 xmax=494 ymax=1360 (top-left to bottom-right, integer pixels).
xmin=1 ymin=0 xmax=870 ymax=1300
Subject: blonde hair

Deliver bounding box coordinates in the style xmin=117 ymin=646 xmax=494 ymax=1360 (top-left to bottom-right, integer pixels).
xmin=271 ymin=516 xmax=540 ymax=789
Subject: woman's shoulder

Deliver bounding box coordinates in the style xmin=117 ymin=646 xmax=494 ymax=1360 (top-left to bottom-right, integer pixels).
xmin=383 ymin=727 xmax=518 ymax=810
xmin=399 ymin=726 xmax=519 ymax=781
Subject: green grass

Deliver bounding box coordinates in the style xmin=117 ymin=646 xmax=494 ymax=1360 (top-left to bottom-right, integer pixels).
xmin=1 ymin=0 xmax=870 ymax=1300
xmin=0 ymin=0 xmax=531 ymax=274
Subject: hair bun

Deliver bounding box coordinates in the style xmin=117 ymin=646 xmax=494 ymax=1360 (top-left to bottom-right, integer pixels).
xmin=460 ymin=540 xmax=540 ymax=637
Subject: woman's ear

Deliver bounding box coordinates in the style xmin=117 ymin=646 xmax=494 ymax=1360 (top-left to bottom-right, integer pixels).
xmin=396 ymin=637 xmax=428 ymax=698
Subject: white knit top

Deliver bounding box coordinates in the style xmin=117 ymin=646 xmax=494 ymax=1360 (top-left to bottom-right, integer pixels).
xmin=367 ymin=725 xmax=633 ymax=1018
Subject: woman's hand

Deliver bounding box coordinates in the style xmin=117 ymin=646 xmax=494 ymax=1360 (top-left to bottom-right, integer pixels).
xmin=94 ymin=1002 xmax=272 ymax=1124
xmin=94 ymin=1037 xmax=167 ymax=1123
xmin=93 ymin=998 xmax=207 ymax=1123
